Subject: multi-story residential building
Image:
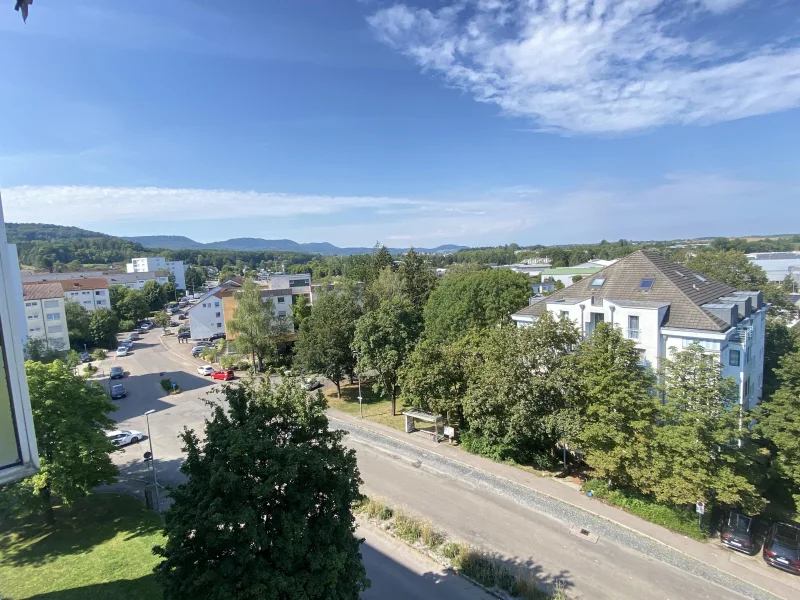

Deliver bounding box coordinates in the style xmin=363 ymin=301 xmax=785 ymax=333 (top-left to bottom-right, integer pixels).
xmin=512 ymin=250 xmax=767 ymax=410
xmin=127 ymin=256 xmax=186 ymax=289
xmin=22 ymin=283 xmax=70 ymax=352
xmin=60 ymin=278 xmax=110 ymax=311
xmin=0 ymin=199 xmax=39 ymax=485
xmin=260 ymin=273 xmax=312 ymax=304
xmin=21 ymin=270 xmax=169 ymax=292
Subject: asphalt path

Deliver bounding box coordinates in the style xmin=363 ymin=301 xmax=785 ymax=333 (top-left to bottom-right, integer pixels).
xmin=101 ymin=332 xmax=756 ymax=600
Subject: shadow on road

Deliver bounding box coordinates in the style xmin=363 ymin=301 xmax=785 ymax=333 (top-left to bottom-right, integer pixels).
xmin=110 ymin=371 xmax=216 ymax=421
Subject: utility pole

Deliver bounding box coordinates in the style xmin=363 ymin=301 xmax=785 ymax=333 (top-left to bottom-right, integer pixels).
xmin=144 ymin=410 xmax=160 ymax=512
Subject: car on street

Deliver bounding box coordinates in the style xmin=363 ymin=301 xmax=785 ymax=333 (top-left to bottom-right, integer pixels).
xmin=303 ymin=377 xmax=322 ymax=391
xmin=170 ymin=321 xmax=179 ymax=327
xmin=178 ymin=314 xmax=187 ymax=320
xmin=110 ymin=366 xmax=124 ymax=379
xmin=720 ymin=511 xmax=757 ymax=554
xmin=763 ymin=522 xmax=800 ymax=574
xmin=116 ymin=346 xmax=129 ymax=357
xmin=106 ymin=429 xmax=143 ymax=446
xmin=197 ymin=365 xmax=215 ymax=376
xmin=127 ymin=332 xmax=140 ymax=341
xmin=211 ymin=369 xmax=235 ymax=381
xmin=139 ymin=321 xmax=153 ymax=330
xmin=209 ymin=332 xmax=226 ymax=341
xmin=121 ymin=340 xmax=134 ymax=349
xmin=138 ymin=326 xmax=148 ymax=334
xmin=79 ymin=351 xmax=92 ymax=363
xmin=110 ymin=384 xmax=127 ymax=399
xmin=177 ymin=331 xmax=190 ymax=339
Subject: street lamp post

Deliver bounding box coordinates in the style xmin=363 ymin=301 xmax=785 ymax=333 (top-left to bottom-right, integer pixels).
xmin=144 ymin=409 xmax=160 ymax=512
xmin=353 ymin=351 xmax=363 ymax=419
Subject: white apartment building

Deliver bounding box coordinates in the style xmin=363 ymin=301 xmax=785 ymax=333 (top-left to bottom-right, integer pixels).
xmin=22 ymin=283 xmax=70 ymax=352
xmin=512 ymin=250 xmax=767 ymax=411
xmin=188 ymin=289 xmax=226 ymax=341
xmin=127 ymin=257 xmax=186 ymax=290
xmin=59 ymin=278 xmax=110 ymax=311
xmin=260 ymin=273 xmax=312 ymax=304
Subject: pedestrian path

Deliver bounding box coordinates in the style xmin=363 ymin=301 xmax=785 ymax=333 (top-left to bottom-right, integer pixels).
xmin=328 ymin=408 xmax=799 ymax=600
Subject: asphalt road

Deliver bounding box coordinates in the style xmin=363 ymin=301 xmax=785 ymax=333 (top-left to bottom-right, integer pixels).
xmin=102 ymin=333 xmax=752 ymax=600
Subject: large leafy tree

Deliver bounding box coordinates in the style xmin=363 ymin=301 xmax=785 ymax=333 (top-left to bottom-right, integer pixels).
xmin=763 ymin=318 xmax=798 ymax=399
xmin=573 ymin=323 xmax=656 ymax=486
xmin=398 ymin=248 xmax=437 ymax=310
xmin=756 ymin=349 xmax=800 ymax=512
xmin=141 ymin=280 xmax=167 ymax=312
xmin=64 ymin=300 xmax=91 ymax=350
xmin=296 ymin=290 xmax=361 ymax=397
xmin=292 ymin=294 xmax=311 ymax=329
xmin=184 ymin=265 xmax=206 ymax=291
xmin=370 ymin=244 xmax=393 ymax=282
xmin=363 ymin=266 xmax=403 ymax=312
xmin=112 ymin=287 xmax=150 ymax=323
xmin=423 ymin=269 xmax=530 ymax=344
xmin=352 ymin=297 xmax=422 ymax=415
xmin=89 ymin=307 xmax=119 ymax=349
xmin=227 ymin=279 xmax=289 ymax=371
xmin=154 ymin=381 xmax=369 ymax=600
xmin=636 ymin=345 xmax=765 ymax=513
xmin=25 ymin=360 xmax=118 ymax=522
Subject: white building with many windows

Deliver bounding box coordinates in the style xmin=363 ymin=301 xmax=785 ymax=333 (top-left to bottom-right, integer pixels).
xmin=127 ymin=257 xmax=186 ymax=290
xmin=260 ymin=273 xmax=312 ymax=304
xmin=59 ymin=278 xmax=110 ymax=311
xmin=512 ymin=250 xmax=767 ymax=410
xmin=22 ymin=283 xmax=70 ymax=351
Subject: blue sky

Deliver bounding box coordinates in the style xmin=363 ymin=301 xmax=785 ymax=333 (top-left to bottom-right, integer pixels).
xmin=1 ymin=0 xmax=799 ymax=247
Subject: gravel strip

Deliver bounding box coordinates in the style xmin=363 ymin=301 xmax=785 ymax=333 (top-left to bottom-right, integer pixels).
xmin=332 ymin=417 xmax=783 ymax=600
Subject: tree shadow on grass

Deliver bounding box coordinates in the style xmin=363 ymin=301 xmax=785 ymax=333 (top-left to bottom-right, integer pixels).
xmin=0 ymin=493 xmax=162 ymax=568
xmin=29 ymin=574 xmax=160 ymax=600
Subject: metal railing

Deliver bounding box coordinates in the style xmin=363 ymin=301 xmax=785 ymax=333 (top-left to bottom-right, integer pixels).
xmin=627 ymin=328 xmax=640 ymax=340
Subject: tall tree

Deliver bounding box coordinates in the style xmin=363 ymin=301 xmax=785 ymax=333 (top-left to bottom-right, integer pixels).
xmin=115 ymin=288 xmax=149 ymax=323
xmin=142 ymin=280 xmax=167 ymax=311
xmin=184 ymin=265 xmax=206 ymax=291
xmin=763 ymin=318 xmax=798 ymax=398
xmin=637 ymin=345 xmax=764 ymax=513
xmin=292 ymin=293 xmax=311 ymax=329
xmin=295 ymin=290 xmax=361 ymax=397
xmin=89 ymin=307 xmax=119 ymax=349
xmin=352 ymin=297 xmax=422 ymax=415
xmin=423 ymin=268 xmax=531 ymax=344
xmin=371 ymin=244 xmax=393 ymax=282
xmin=756 ymin=349 xmax=800 ymax=512
xmin=363 ymin=266 xmax=403 ymax=312
xmin=64 ymin=300 xmax=91 ymax=350
xmin=227 ymin=279 xmax=288 ymax=371
xmin=573 ymin=323 xmax=657 ymax=486
xmin=399 ymin=248 xmax=437 ymax=310
xmin=153 ymin=381 xmax=369 ymax=600
xmin=25 ymin=360 xmax=118 ymax=522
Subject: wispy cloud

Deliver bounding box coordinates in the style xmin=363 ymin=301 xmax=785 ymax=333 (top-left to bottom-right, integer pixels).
xmin=367 ymin=0 xmax=800 ymax=134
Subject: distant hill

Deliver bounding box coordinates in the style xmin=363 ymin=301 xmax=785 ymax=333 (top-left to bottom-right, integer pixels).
xmin=6 ymin=223 xmax=112 ymax=242
xmin=122 ymin=235 xmax=467 ymax=255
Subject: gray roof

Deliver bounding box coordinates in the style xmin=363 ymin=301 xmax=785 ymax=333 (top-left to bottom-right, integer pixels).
xmin=514 ymin=250 xmax=740 ymax=332
xmin=22 ymin=282 xmax=65 ymax=301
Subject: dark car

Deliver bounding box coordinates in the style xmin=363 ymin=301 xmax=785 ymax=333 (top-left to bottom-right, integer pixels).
xmin=178 ymin=314 xmax=188 ymax=320
xmin=170 ymin=321 xmax=179 ymax=327
xmin=763 ymin=522 xmax=800 ymax=574
xmin=110 ymin=384 xmax=127 ymax=399
xmin=720 ymin=511 xmax=757 ymax=554
xmin=177 ymin=331 xmax=191 ymax=339
xmin=109 ymin=366 xmax=124 ymax=379
xmin=209 ymin=332 xmax=226 ymax=341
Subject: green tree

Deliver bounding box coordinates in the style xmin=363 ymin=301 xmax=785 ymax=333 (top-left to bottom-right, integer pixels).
xmin=398 ymin=248 xmax=437 ymax=310
xmin=184 ymin=265 xmax=206 ymax=291
xmin=154 ymin=311 xmax=170 ymax=330
xmin=141 ymin=280 xmax=167 ymax=312
xmin=363 ymin=266 xmax=403 ymax=312
xmin=352 ymin=297 xmax=422 ymax=415
xmin=89 ymin=307 xmax=119 ymax=349
xmin=573 ymin=323 xmax=657 ymax=486
xmin=371 ymin=244 xmax=393 ymax=282
xmin=756 ymin=349 xmax=800 ymax=512
xmin=227 ymin=279 xmax=289 ymax=371
xmin=763 ymin=318 xmax=798 ymax=398
xmin=218 ymin=263 xmax=240 ymax=282
xmin=153 ymin=381 xmax=369 ymax=600
xmin=636 ymin=345 xmax=764 ymax=513
xmin=64 ymin=300 xmax=91 ymax=349
xmin=423 ymin=269 xmax=530 ymax=344
xmin=296 ymin=291 xmax=361 ymax=397
xmin=292 ymin=293 xmax=311 ymax=329
xmin=25 ymin=360 xmax=118 ymax=522
xmin=115 ymin=288 xmax=149 ymax=323
xmin=162 ymin=281 xmax=177 ymax=302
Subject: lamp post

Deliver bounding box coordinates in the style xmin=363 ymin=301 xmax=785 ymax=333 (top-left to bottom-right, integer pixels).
xmin=353 ymin=351 xmax=363 ymax=419
xmin=144 ymin=409 xmax=160 ymax=512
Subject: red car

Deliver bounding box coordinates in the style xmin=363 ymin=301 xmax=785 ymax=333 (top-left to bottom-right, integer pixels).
xmin=211 ymin=370 xmax=235 ymax=381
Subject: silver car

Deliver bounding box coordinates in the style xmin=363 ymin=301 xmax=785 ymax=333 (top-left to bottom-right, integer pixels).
xmin=106 ymin=429 xmax=143 ymax=446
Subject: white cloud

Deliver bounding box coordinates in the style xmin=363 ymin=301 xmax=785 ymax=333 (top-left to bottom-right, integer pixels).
xmin=368 ymin=0 xmax=800 ymax=134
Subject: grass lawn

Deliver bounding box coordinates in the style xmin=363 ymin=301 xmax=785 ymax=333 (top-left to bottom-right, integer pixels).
xmin=325 ymin=381 xmax=408 ymax=431
xmin=0 ymin=493 xmax=165 ymax=600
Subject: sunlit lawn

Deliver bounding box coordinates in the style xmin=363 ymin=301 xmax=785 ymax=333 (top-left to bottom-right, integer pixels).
xmin=325 ymin=381 xmax=408 ymax=431
xmin=0 ymin=493 xmax=164 ymax=600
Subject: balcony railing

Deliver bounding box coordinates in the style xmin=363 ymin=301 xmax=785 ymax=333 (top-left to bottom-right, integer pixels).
xmin=627 ymin=328 xmax=640 ymax=340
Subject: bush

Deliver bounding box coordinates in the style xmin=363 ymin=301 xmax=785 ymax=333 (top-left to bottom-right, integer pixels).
xmin=119 ymin=319 xmax=136 ymax=332
xmin=159 ymin=378 xmax=180 ymax=394
xmin=358 ymin=497 xmax=393 ymax=521
xmin=392 ymin=511 xmax=423 ymax=544
xmin=91 ymin=348 xmax=107 ymax=361
xmin=82 ymin=364 xmax=98 ymax=376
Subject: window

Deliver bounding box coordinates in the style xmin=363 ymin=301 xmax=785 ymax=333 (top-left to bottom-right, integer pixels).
xmin=278 ymin=310 xmax=287 ymax=317
xmin=628 ymin=316 xmax=640 ymax=339
xmin=277 ymin=296 xmax=285 ymax=303
xmin=82 ymin=291 xmax=90 ymax=295
xmin=46 ymin=313 xmax=61 ymax=321
xmin=202 ymin=303 xmax=207 ymax=308
xmin=214 ymin=301 xmax=220 ymax=307
xmin=729 ymin=349 xmax=741 ymax=367
xmin=639 ymin=278 xmax=655 ymax=290
xmin=95 ymin=290 xmax=103 ymax=295
xmin=27 ymin=314 xmax=38 ymax=320
xmin=96 ymin=300 xmax=106 ymax=306
xmin=216 ymin=312 xmax=221 ymax=318
xmin=25 ymin=301 xmax=36 ymax=307
xmin=216 ymin=323 xmax=222 ymax=328
xmin=43 ymin=300 xmax=59 ymax=308
xmin=560 ymin=311 xmax=569 ymax=320
xmin=636 ymin=349 xmax=646 ymax=364
xmin=47 ymin=325 xmax=63 ymax=334
xmin=590 ymin=277 xmax=606 ymax=288
xmin=289 ymin=279 xmax=310 ymax=287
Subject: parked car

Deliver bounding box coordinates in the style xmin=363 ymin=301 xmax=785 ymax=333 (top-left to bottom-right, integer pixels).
xmin=106 ymin=429 xmax=142 ymax=446
xmin=79 ymin=352 xmax=92 ymax=363
xmin=110 ymin=366 xmax=124 ymax=379
xmin=116 ymin=346 xmax=129 ymax=357
xmin=128 ymin=332 xmax=140 ymax=341
xmin=763 ymin=522 xmax=800 ymax=574
xmin=170 ymin=321 xmax=179 ymax=327
xmin=303 ymin=377 xmax=322 ymax=391
xmin=121 ymin=340 xmax=134 ymax=349
xmin=138 ymin=327 xmax=148 ymax=334
xmin=110 ymin=384 xmax=127 ymax=399
xmin=178 ymin=331 xmax=191 ymax=339
xmin=178 ymin=314 xmax=188 ymax=320
xmin=209 ymin=332 xmax=226 ymax=341
xmin=212 ymin=369 xmax=235 ymax=381
xmin=720 ymin=511 xmax=757 ymax=554
xmin=197 ymin=365 xmax=215 ymax=376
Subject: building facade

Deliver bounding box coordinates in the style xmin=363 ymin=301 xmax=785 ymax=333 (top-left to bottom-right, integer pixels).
xmin=746 ymin=251 xmax=800 ymax=282
xmin=512 ymin=251 xmax=767 ymax=410
xmin=22 ymin=283 xmax=70 ymax=352
xmin=260 ymin=273 xmax=312 ymax=304
xmin=127 ymin=257 xmax=186 ymax=290
xmin=60 ymin=278 xmax=110 ymax=311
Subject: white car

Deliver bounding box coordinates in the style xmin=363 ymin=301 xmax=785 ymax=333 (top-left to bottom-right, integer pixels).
xmin=106 ymin=429 xmax=143 ymax=446
xmin=197 ymin=365 xmax=214 ymax=376
xmin=116 ymin=346 xmax=129 ymax=357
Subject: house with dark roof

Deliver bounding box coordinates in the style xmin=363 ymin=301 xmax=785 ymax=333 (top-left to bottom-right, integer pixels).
xmin=512 ymin=250 xmax=768 ymax=410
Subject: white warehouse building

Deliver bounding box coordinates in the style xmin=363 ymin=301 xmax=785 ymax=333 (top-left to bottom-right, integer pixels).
xmin=512 ymin=250 xmax=767 ymax=411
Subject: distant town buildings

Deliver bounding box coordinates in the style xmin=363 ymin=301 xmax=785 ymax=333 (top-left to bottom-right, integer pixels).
xmin=746 ymin=251 xmax=800 ymax=283
xmin=59 ymin=278 xmax=110 ymax=311
xmin=127 ymin=256 xmax=186 ymax=289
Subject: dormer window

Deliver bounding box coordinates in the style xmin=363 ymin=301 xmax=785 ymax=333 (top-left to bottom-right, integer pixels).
xmin=590 ymin=278 xmax=606 ymax=288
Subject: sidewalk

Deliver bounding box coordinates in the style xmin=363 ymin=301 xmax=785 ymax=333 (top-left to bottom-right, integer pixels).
xmin=328 ymin=407 xmax=799 ymax=600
